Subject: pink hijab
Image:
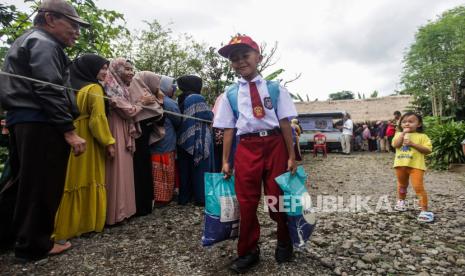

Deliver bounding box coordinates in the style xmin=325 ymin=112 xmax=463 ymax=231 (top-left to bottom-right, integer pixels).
xmin=104 ymin=58 xmax=139 ymax=152
xmin=105 ymin=58 xmax=131 ymax=99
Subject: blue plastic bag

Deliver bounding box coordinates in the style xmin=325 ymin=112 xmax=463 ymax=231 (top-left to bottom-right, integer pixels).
xmin=202 ymin=173 xmax=239 ymax=246
xmin=275 ymin=166 xmax=316 ymax=249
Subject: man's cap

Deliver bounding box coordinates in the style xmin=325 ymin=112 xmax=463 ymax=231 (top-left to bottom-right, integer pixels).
xmin=39 ymin=0 xmax=90 ymax=27
xmin=218 ymin=35 xmax=260 ymax=58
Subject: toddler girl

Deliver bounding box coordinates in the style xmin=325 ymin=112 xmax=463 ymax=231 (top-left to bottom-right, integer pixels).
xmin=391 ymin=112 xmax=433 ymax=222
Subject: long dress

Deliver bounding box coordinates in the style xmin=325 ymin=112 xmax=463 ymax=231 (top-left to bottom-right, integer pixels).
xmin=133 ymin=118 xmax=155 ymax=215
xmin=151 ymin=96 xmax=181 ymax=205
xmin=177 ymin=94 xmax=214 ymax=205
xmin=54 ymin=84 xmax=115 ymax=240
xmin=105 ymin=99 xmax=138 ymax=225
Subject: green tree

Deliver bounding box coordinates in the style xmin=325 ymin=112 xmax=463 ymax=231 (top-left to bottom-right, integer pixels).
xmin=0 ymin=0 xmax=129 ymax=61
xmin=127 ymin=20 xmax=228 ymax=104
xmin=130 ymin=26 xmax=291 ymax=105
xmin=71 ymin=0 xmax=129 ymax=58
xmin=131 ymin=21 xmax=206 ymax=78
xmin=402 ymin=5 xmax=465 ymax=117
xmin=370 ymin=90 xmax=378 ymax=98
xmin=0 ymin=3 xmax=31 ymax=64
xmin=329 ymin=90 xmax=354 ymax=100
xmin=201 ymin=46 xmax=235 ymax=105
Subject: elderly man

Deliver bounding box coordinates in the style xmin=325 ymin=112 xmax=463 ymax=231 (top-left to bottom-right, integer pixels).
xmin=0 ymin=0 xmax=88 ymax=261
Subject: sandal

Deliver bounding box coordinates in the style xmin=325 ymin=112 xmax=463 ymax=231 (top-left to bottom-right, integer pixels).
xmin=394 ymin=200 xmax=407 ymax=212
xmin=417 ymin=211 xmax=434 ymax=223
xmin=48 ymin=241 xmax=72 ymax=256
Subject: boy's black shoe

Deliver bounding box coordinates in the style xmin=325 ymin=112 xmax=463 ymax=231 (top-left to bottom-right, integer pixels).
xmin=275 ymin=241 xmax=293 ymax=263
xmin=230 ymin=248 xmax=260 ymax=274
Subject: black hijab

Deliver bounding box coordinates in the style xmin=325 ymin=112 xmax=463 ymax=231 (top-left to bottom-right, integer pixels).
xmin=70 ymin=53 xmax=109 ymax=91
xmin=176 ymin=75 xmax=203 ymax=110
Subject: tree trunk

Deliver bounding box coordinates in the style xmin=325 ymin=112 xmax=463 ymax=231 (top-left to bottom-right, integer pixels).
xmin=438 ymin=92 xmax=443 ymax=117
xmin=431 ymin=86 xmax=438 ymax=116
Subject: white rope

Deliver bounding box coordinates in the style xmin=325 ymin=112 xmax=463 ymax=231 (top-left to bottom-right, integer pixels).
xmin=0 ymin=70 xmax=213 ymax=124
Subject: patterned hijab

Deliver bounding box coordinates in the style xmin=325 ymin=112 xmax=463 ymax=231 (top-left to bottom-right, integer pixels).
xmin=104 ymin=58 xmax=131 ymax=99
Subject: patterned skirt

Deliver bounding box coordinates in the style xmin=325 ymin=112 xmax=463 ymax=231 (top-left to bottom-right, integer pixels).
xmin=152 ymin=151 xmax=176 ymax=204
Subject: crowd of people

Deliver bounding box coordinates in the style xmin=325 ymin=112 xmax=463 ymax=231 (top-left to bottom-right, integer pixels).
xmin=0 ymin=0 xmax=218 ymax=263
xmin=332 ymin=111 xmax=403 ymax=154
xmin=0 ymin=0 xmax=438 ymax=273
xmin=352 ymin=111 xmax=402 ymax=153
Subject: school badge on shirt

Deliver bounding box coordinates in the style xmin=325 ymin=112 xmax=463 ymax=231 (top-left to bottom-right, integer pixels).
xmin=253 ymin=106 xmax=264 ymax=118
xmin=263 ymin=97 xmax=273 ymax=110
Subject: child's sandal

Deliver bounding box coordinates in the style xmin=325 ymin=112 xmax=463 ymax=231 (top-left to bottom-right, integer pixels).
xmin=394 ymin=200 xmax=407 ymax=212
xmin=417 ymin=211 xmax=434 ymax=223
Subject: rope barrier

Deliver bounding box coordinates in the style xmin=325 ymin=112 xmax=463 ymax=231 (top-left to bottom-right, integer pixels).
xmin=0 ymin=71 xmax=213 ymax=124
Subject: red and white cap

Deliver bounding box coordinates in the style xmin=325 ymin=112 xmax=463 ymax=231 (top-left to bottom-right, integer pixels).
xmin=218 ymin=35 xmax=260 ymax=58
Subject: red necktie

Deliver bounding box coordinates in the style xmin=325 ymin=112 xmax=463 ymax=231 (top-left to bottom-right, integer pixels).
xmin=249 ymin=82 xmax=265 ymax=119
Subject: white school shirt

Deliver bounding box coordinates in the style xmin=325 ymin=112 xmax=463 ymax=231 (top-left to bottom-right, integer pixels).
xmin=342 ymin=119 xmax=353 ymax=135
xmin=213 ymin=75 xmax=297 ymax=135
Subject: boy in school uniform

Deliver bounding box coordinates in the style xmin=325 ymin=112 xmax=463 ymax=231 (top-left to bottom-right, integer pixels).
xmin=213 ymin=35 xmax=298 ymax=273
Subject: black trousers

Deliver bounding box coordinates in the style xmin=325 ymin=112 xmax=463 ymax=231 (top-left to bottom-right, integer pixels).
xmin=177 ymin=147 xmax=210 ymax=206
xmin=133 ymin=119 xmax=154 ymax=216
xmin=0 ymin=123 xmax=69 ymax=259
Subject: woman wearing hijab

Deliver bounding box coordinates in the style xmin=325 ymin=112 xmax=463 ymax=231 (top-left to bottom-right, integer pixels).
xmin=150 ymin=76 xmax=180 ymax=207
xmin=176 ymin=75 xmax=214 ymax=206
xmin=128 ymin=72 xmax=164 ymax=215
xmin=104 ymin=58 xmax=152 ymax=225
xmin=54 ymin=54 xmax=115 ymax=242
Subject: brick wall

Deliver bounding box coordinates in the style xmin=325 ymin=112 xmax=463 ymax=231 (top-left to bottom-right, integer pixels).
xmin=295 ymin=95 xmax=413 ymax=122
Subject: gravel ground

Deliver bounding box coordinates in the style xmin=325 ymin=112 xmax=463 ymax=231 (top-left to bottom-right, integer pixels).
xmin=1 ymin=152 xmax=464 ymax=275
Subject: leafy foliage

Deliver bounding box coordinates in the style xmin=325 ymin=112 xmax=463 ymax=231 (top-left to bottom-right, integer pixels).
xmin=0 ymin=0 xmax=129 ymax=61
xmin=200 ymin=46 xmax=236 ymax=105
xmin=402 ymin=6 xmax=465 ymax=118
xmin=0 ymin=2 xmax=33 ymax=64
xmin=122 ymin=20 xmax=235 ymax=105
xmin=423 ymin=116 xmax=465 ymax=170
xmin=123 ymin=23 xmax=291 ymax=105
xmin=329 ymin=90 xmax=354 ymax=101
xmin=70 ymin=0 xmax=129 ymax=59
xmin=1 ymin=2 xmax=299 ymax=106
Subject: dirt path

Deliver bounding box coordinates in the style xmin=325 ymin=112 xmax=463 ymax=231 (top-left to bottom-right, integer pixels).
xmin=1 ymin=152 xmax=464 ymax=275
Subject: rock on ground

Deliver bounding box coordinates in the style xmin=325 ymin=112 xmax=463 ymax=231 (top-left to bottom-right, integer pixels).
xmin=1 ymin=152 xmax=464 ymax=275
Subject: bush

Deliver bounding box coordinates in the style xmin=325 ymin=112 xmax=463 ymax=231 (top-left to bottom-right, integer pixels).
xmin=424 ymin=116 xmax=465 ymax=170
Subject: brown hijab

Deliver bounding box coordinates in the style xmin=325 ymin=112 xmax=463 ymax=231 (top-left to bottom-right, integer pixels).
xmin=128 ymin=71 xmax=164 ymax=123
xmin=128 ymin=71 xmax=165 ymax=144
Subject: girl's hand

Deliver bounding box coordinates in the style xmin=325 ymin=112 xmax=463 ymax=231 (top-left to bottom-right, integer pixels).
xmin=403 ymin=135 xmax=411 ymax=146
